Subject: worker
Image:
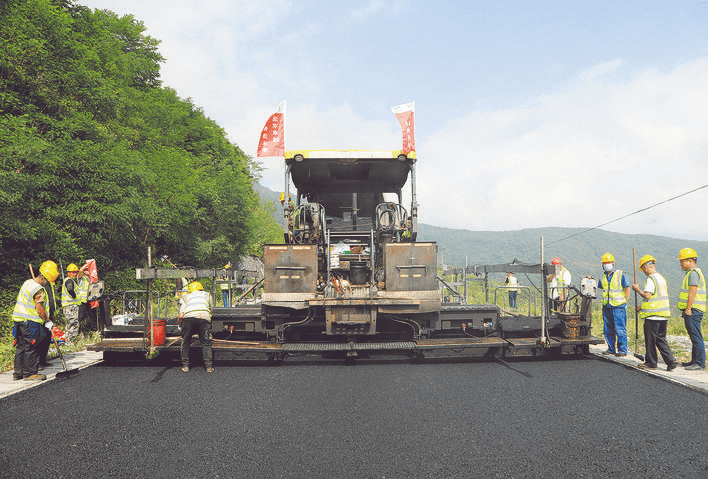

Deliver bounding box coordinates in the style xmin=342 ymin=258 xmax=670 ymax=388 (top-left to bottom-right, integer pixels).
xmin=597 ymin=253 xmax=631 ymax=357
xmin=504 ymin=272 xmax=520 ymax=309
xmin=632 ymin=255 xmax=678 ymax=371
xmin=221 ymin=262 xmax=231 ymax=307
xmin=178 ymin=281 xmax=214 ymax=373
xmin=37 ymin=269 xmax=58 ymax=368
xmin=62 ymin=262 xmax=89 ymax=343
xmin=677 ymin=248 xmax=706 ymax=370
xmin=547 ymin=257 xmax=571 ymax=312
xmin=12 ymin=260 xmax=59 ymax=381
xmin=279 ymin=192 xmax=295 ymax=210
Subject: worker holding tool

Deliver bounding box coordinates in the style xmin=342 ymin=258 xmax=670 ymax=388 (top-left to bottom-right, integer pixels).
xmin=37 ymin=271 xmax=59 ymax=368
xmin=677 ymin=248 xmax=706 ymax=370
xmin=547 ymin=257 xmax=571 ymax=312
xmin=178 ymin=281 xmax=214 ymax=373
xmin=61 ymin=262 xmax=89 ymax=344
xmin=597 ymin=253 xmax=631 ymax=357
xmin=632 ymin=255 xmax=678 ymax=371
xmin=12 ymin=260 xmax=59 ymax=381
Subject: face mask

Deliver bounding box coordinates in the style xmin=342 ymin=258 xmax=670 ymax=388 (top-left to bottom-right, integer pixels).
xmin=603 ymin=263 xmax=614 ymax=273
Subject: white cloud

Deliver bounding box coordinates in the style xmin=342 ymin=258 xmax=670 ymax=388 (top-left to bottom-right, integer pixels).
xmin=417 ymin=58 xmax=708 ymax=238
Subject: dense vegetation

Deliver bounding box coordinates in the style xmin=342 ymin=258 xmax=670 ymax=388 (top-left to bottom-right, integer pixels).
xmin=0 ymin=0 xmax=281 ymax=336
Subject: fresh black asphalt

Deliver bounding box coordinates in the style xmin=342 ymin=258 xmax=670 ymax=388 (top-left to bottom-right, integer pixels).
xmin=1 ymin=354 xmax=707 ymax=478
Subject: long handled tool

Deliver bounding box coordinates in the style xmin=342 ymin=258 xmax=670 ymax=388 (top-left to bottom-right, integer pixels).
xmin=632 ymin=248 xmax=645 ymax=361
xmin=50 ymin=328 xmax=79 ymax=378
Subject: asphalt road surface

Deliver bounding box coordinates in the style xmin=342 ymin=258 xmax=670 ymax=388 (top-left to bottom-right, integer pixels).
xmin=1 ymin=354 xmax=707 ymax=478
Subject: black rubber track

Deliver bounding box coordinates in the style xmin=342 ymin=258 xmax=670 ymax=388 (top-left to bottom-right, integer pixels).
xmin=1 ymin=354 xmax=707 ymax=478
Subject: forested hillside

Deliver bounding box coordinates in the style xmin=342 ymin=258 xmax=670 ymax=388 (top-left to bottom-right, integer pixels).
xmin=418 ymin=224 xmax=708 ymax=294
xmin=0 ymin=0 xmax=281 ymax=300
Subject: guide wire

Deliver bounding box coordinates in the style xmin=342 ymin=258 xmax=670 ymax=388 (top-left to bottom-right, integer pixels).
xmin=546 ymin=184 xmax=708 ymax=246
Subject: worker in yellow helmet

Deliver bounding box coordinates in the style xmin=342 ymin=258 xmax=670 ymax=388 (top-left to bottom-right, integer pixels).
xmin=61 ymin=262 xmax=89 ymax=344
xmin=598 ymin=253 xmax=631 ymax=357
xmin=12 ymin=260 xmax=59 ymax=381
xmin=677 ymin=248 xmax=705 ymax=370
xmin=632 ymin=255 xmax=678 ymax=371
xmin=178 ymin=281 xmax=214 ymax=373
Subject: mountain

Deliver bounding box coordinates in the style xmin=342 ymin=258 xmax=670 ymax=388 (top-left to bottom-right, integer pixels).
xmin=255 ymin=183 xmax=706 ymax=291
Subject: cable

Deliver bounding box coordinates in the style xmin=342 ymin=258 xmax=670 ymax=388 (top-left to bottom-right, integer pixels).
xmin=547 ymin=183 xmax=708 ymax=246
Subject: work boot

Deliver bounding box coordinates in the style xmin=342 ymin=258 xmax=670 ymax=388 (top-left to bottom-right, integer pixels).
xmin=681 ymin=361 xmax=694 ymax=367
xmin=12 ymin=374 xmax=23 ymax=381
xmin=205 ymin=366 xmax=215 ymax=373
xmin=24 ymin=374 xmax=47 ymax=381
xmin=182 ymin=366 xmax=190 ymax=372
xmin=602 ymin=350 xmax=614 ymax=355
xmin=667 ymin=362 xmax=679 ymax=372
xmin=685 ymin=364 xmax=705 ymax=370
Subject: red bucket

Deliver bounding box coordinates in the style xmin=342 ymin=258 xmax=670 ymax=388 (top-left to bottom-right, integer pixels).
xmin=146 ymin=318 xmax=166 ymax=346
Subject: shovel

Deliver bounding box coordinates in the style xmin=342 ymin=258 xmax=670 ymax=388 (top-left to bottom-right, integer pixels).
xmin=51 ymin=328 xmax=79 ymax=378
xmin=632 ymin=249 xmax=645 ymax=361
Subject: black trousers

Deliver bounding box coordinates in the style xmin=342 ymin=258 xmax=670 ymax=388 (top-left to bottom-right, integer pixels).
xmin=14 ymin=321 xmax=42 ymax=378
xmin=180 ymin=317 xmax=213 ymax=367
xmin=644 ymin=318 xmax=675 ymax=368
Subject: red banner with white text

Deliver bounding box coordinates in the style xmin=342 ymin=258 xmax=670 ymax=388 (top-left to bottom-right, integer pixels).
xmin=257 ymin=101 xmax=286 ymax=158
xmin=391 ymin=102 xmax=415 ymax=155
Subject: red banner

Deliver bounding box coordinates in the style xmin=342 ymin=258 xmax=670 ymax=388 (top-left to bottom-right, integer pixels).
xmin=391 ymin=102 xmax=415 ymax=155
xmin=257 ymin=101 xmax=286 ymax=158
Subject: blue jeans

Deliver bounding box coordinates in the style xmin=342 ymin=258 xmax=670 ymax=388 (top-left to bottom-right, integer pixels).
xmin=603 ymin=306 xmax=627 ymax=354
xmin=682 ymin=309 xmax=705 ymax=367
xmin=222 ymin=290 xmax=229 ymax=308
xmin=508 ymin=291 xmax=517 ymax=309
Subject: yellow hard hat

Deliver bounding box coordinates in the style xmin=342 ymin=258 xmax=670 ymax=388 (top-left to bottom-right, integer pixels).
xmin=67 ymin=263 xmax=79 ymax=272
xmin=188 ymin=281 xmax=204 ymax=293
xmin=601 ymin=253 xmax=615 ymax=263
xmin=279 ymin=192 xmax=285 ymax=202
xmin=638 ymin=255 xmax=656 ymax=269
xmin=39 ymin=260 xmax=59 ymax=284
xmin=679 ymin=248 xmax=698 ymax=261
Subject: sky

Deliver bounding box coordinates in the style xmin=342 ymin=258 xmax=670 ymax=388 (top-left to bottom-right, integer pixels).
xmin=81 ymin=0 xmax=708 ymax=241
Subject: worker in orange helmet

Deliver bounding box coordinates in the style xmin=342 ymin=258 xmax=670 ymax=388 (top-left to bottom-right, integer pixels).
xmin=547 ymin=257 xmax=571 ymax=312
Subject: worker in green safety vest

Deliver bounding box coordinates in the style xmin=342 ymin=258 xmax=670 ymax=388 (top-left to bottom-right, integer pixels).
xmin=633 ymin=254 xmax=678 ymax=371
xmin=12 ymin=260 xmax=59 ymax=381
xmin=677 ymin=248 xmax=706 ymax=370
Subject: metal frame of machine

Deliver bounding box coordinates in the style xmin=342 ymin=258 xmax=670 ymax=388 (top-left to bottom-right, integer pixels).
xmin=90 ymin=150 xmax=602 ymax=362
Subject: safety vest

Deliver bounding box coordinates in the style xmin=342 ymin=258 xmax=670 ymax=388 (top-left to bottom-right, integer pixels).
xmin=678 ymin=267 xmax=707 ymax=312
xmin=62 ymin=278 xmax=81 ymax=307
xmin=506 ymin=276 xmax=519 ymax=292
xmin=12 ymin=279 xmax=45 ymax=324
xmin=600 ymin=270 xmax=626 ymax=307
xmin=551 ymin=267 xmax=569 ymax=298
xmin=183 ymin=291 xmax=211 ymax=318
xmin=76 ymin=276 xmax=90 ymax=303
xmin=640 ymin=273 xmax=671 ymax=319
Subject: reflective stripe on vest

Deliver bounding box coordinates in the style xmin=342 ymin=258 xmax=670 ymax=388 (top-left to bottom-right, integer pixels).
xmin=678 ymin=267 xmax=707 ymax=312
xmin=62 ymin=278 xmax=81 ymax=306
xmin=12 ymin=279 xmax=44 ymax=323
xmin=601 ymin=270 xmax=626 ymax=307
xmin=183 ymin=291 xmax=211 ymax=317
xmin=640 ymin=273 xmax=671 ymax=319
xmin=76 ymin=276 xmax=90 ymax=303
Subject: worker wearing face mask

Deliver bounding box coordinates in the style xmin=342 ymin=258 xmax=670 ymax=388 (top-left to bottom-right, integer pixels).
xmin=598 ymin=253 xmax=631 ymax=357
